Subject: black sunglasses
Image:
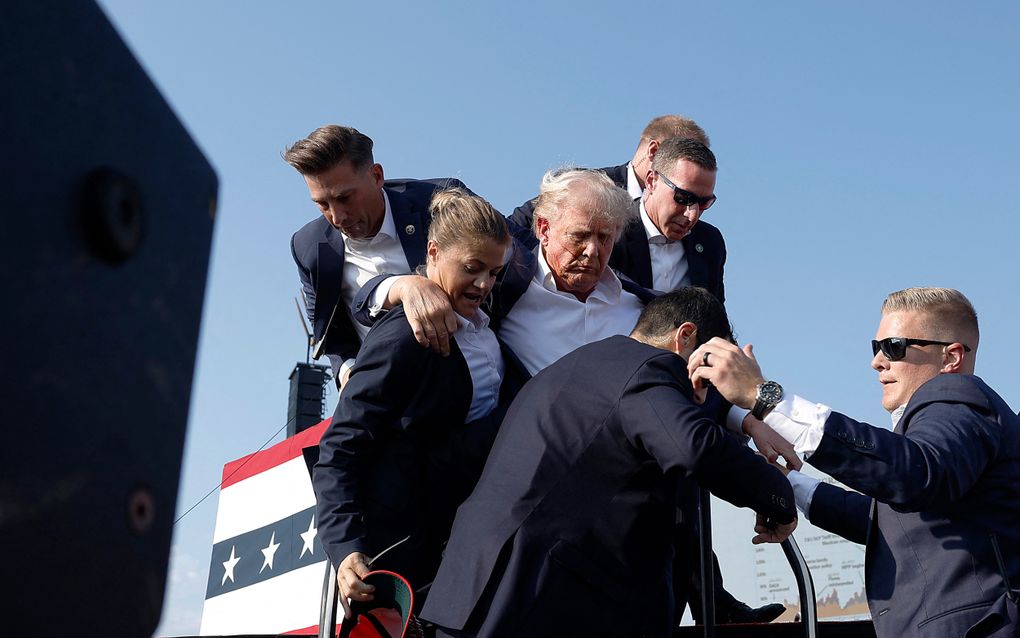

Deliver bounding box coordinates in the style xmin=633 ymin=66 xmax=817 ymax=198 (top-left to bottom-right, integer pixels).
xmin=871 ymin=337 xmax=972 ymax=361
xmin=656 ymin=171 xmax=716 ymax=211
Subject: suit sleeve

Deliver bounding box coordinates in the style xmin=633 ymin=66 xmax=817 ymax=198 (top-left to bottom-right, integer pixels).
xmin=312 ymin=315 xmax=431 ymax=567
xmin=509 ymin=196 xmax=537 ymax=234
xmin=352 ymin=232 xmax=537 ymax=331
xmin=621 ymin=355 xmax=796 ymax=524
xmin=808 ymin=394 xmax=1001 ymax=511
xmin=506 ymin=215 xmax=538 ymax=250
xmin=351 ymin=272 xmax=400 ymax=327
xmin=291 ymin=232 xmax=316 ymax=329
xmin=806 ymin=482 xmax=872 ymax=545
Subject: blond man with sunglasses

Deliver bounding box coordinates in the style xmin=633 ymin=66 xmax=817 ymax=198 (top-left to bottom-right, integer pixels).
xmin=688 ymin=287 xmax=1020 ymax=638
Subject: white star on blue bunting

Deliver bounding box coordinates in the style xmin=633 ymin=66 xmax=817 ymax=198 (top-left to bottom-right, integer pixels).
xmin=260 ymin=531 xmax=281 ymax=573
xmin=221 ymin=545 xmax=241 ymax=585
xmin=299 ymin=516 xmax=317 ymax=558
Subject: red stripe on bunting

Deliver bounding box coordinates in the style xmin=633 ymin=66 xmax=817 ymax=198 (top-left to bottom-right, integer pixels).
xmin=220 ymin=418 xmax=331 ymax=489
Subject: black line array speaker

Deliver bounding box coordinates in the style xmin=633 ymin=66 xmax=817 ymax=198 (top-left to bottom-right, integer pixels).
xmin=0 ymin=2 xmax=217 ymax=635
xmin=287 ymin=363 xmax=330 ymax=437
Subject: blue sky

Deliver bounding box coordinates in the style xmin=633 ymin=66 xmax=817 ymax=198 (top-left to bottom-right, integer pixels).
xmin=94 ymin=1 xmax=1020 ymax=634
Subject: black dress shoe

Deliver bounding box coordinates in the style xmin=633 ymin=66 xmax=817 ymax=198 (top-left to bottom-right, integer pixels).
xmin=719 ymin=601 xmax=787 ymax=624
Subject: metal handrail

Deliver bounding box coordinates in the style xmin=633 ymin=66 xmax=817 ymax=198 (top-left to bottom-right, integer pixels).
xmin=782 ymin=535 xmax=817 ymax=638
xmin=318 ymin=556 xmax=341 ymax=638
xmin=698 ymin=489 xmax=716 ymax=638
xmin=698 ymin=494 xmax=818 ymax=638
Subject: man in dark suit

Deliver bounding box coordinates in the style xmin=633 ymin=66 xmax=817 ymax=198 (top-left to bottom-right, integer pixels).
xmin=691 ymin=287 xmax=1020 ymax=638
xmin=614 ymin=137 xmax=724 ymax=301
xmin=421 ymin=288 xmax=798 ymax=638
xmin=510 ymin=115 xmax=726 ymax=302
xmin=285 ymin=124 xmax=468 ymax=387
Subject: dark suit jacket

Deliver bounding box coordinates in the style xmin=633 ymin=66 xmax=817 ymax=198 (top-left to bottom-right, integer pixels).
xmin=805 ymin=374 xmax=1020 ymax=638
xmin=420 ymin=336 xmax=795 ymax=637
xmin=312 ymin=307 xmax=527 ymax=595
xmin=291 ymin=178 xmax=465 ymax=379
xmin=609 ymin=203 xmax=726 ymax=303
xmin=510 ymin=163 xmax=726 ymax=302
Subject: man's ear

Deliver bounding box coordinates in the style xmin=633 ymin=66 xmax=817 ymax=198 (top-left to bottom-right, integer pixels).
xmin=369 ymin=163 xmax=385 ymax=188
xmin=941 ymin=342 xmax=967 ymax=373
xmin=645 ymin=168 xmax=659 ymax=193
xmin=673 ymin=321 xmax=698 ymax=357
xmin=426 ymin=239 xmax=439 ymax=264
xmin=646 ymin=139 xmax=660 ymax=163
xmin=536 ymin=216 xmax=551 ymax=246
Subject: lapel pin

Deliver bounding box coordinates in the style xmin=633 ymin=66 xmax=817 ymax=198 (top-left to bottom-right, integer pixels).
xmin=695 ymin=243 xmax=704 ymax=253
xmin=405 ymin=224 xmax=415 ymax=235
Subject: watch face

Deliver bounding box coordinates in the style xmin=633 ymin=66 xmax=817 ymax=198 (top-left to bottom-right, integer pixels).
xmin=759 ymin=381 xmax=784 ymax=404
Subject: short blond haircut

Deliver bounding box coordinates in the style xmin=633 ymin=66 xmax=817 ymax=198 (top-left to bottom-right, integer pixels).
xmin=882 ymin=287 xmax=979 ymax=350
xmin=531 ymin=169 xmax=635 ymax=242
xmin=427 ymin=188 xmax=508 ymax=251
xmin=638 ymin=115 xmax=710 ymax=148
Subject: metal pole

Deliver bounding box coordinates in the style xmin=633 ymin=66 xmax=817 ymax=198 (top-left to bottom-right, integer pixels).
xmin=699 ymin=488 xmax=715 ymax=638
xmin=318 ymin=561 xmax=340 ymax=638
xmin=781 ymin=536 xmax=818 ymax=638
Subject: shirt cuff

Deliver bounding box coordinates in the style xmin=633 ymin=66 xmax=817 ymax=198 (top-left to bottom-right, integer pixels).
xmin=725 ymin=406 xmax=750 ymax=435
xmin=368 ymin=277 xmax=399 ymax=317
xmin=764 ymin=394 xmax=831 ymax=459
xmin=339 ymin=358 xmax=356 ymax=379
xmin=786 ymin=469 xmax=820 ymax=519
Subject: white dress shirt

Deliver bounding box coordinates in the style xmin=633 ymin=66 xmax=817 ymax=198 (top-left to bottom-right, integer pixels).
xmin=497 ymin=247 xmax=645 ymax=375
xmin=625 ymin=162 xmax=644 ymax=200
xmin=639 ymin=200 xmax=691 ymax=293
xmin=337 ymin=191 xmax=411 ymax=376
xmin=742 ymin=396 xmax=906 ymax=518
xmin=629 ymin=163 xmax=692 ymax=293
xmin=454 ymin=311 xmax=505 ymax=422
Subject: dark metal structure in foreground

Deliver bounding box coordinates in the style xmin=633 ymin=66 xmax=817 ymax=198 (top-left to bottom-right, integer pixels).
xmin=1 ymin=1 xmax=217 ymax=636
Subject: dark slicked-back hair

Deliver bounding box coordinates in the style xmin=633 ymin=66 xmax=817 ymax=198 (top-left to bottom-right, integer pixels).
xmin=631 ymin=287 xmax=734 ymax=348
xmin=652 ymin=137 xmax=717 ymax=173
xmin=283 ymin=125 xmax=375 ymax=175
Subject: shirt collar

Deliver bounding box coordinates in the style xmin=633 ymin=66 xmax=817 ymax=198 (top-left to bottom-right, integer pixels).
xmin=377 ymin=190 xmax=397 ymax=240
xmin=626 ymin=162 xmax=644 ymax=200
xmin=534 ymin=245 xmax=623 ymax=302
xmin=891 ymin=404 xmax=908 ymax=428
xmin=456 ymin=310 xmax=491 ymax=333
xmin=639 ymin=199 xmax=669 ymax=244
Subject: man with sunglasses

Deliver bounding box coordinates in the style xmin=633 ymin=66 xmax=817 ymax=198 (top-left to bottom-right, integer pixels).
xmin=688 ymin=287 xmax=1020 ymax=638
xmin=616 ymin=136 xmax=724 ymax=300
